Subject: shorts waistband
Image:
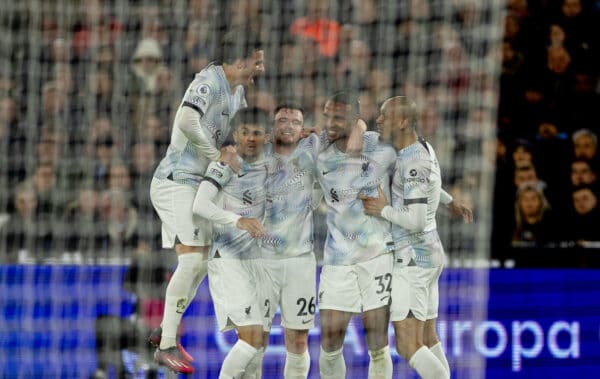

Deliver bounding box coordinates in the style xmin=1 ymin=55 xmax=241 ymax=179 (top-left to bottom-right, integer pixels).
xmin=393 ymin=230 xmax=439 ymax=249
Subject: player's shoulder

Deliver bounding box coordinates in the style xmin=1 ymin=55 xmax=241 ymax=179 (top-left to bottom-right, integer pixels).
xmin=188 ymin=65 xmax=222 ymax=92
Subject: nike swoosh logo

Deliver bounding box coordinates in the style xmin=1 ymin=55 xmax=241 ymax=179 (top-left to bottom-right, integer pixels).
xmin=222 ymin=110 xmax=230 ymax=116
xmin=380 ymin=295 xmax=390 ymax=302
xmin=302 ymin=319 xmax=313 ymax=324
xmin=322 ymin=170 xmax=332 ymax=175
xmin=238 ymin=172 xmax=248 ymax=178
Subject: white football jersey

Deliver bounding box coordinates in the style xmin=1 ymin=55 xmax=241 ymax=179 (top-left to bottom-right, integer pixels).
xmin=391 ymin=138 xmax=445 ymax=268
xmin=154 ymin=63 xmax=247 ymax=187
xmin=316 ymin=136 xmax=396 ymax=265
xmin=262 ymin=133 xmax=321 ymax=258
xmin=204 ymin=159 xmax=268 ymax=260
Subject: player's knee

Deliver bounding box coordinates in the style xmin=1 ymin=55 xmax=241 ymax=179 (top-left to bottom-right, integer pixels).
xmin=237 ymin=325 xmax=264 ymax=349
xmin=285 ymin=329 xmax=309 ymax=354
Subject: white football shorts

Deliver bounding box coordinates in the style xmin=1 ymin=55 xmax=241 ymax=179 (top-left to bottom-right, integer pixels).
xmin=390 ymin=248 xmax=443 ymax=321
xmin=260 ymin=253 xmax=317 ymax=330
xmin=318 ymin=253 xmax=393 ymax=314
xmin=150 ymin=177 xmax=211 ymax=248
xmin=208 ymin=258 xmax=265 ymax=332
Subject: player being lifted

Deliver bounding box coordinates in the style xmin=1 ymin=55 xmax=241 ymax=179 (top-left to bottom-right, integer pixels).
xmin=361 ymin=96 xmax=471 ymax=379
xmin=148 ymin=27 xmax=264 ymax=373
xmin=193 ymin=107 xmax=270 ymax=379
xmin=316 ymin=91 xmax=397 ymax=379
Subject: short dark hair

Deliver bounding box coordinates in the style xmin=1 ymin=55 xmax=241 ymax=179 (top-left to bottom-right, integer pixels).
xmin=231 ymin=107 xmax=271 ymax=134
xmin=327 ymin=90 xmax=360 ymax=116
xmin=274 ymin=100 xmax=304 ymax=115
xmin=219 ymin=27 xmax=263 ymax=64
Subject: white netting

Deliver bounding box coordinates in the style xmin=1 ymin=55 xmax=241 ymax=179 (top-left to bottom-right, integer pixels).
xmin=0 ymin=0 xmax=504 ymax=378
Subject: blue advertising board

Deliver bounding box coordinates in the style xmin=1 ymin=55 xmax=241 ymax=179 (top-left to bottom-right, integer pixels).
xmin=0 ymin=265 xmax=598 ymax=378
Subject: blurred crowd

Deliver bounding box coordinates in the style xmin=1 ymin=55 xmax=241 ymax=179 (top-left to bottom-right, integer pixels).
xmin=0 ymin=0 xmax=598 ymax=266
xmin=493 ymin=0 xmax=600 ymax=265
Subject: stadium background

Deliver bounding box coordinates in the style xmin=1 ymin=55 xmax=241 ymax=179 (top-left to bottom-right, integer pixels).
xmin=0 ymin=0 xmax=598 ymax=378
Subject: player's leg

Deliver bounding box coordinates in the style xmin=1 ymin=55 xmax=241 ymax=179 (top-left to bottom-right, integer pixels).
xmin=209 ymin=259 xmax=265 ymax=378
xmin=241 ymin=258 xmax=277 ymax=379
xmin=318 ymin=263 xmax=359 ymax=379
xmin=279 ymin=253 xmax=316 ymax=378
xmin=319 ymin=309 xmax=352 ymax=379
xmin=149 ymin=178 xmax=209 ymax=372
xmin=391 ymin=264 xmax=447 ymax=379
xmin=283 ymin=328 xmax=310 ymax=378
xmin=424 ymin=265 xmax=450 ymax=376
xmin=358 ymin=254 xmax=394 ymax=379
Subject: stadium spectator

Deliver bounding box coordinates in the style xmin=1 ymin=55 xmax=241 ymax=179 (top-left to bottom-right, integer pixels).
xmin=0 ymin=96 xmax=26 ymax=187
xmin=290 ymin=0 xmax=341 ymax=58
xmin=566 ymin=185 xmax=600 ymax=244
xmin=570 ymin=159 xmax=598 ymax=187
xmin=64 ymin=184 xmax=108 ymax=257
xmin=128 ymin=38 xmax=166 ymax=126
xmin=511 ymin=183 xmax=559 ymax=247
xmin=1 ymin=184 xmax=38 ymax=263
xmin=572 ymin=128 xmax=599 ymax=170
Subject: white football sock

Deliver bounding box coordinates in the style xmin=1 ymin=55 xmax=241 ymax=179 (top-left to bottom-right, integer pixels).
xmin=159 ymin=253 xmax=203 ymax=349
xmin=430 ymin=342 xmax=450 ymax=377
xmin=241 ymin=347 xmax=264 ymax=379
xmin=219 ymin=340 xmax=259 ymax=379
xmin=319 ymin=346 xmax=345 ymax=379
xmin=368 ymin=346 xmax=392 ymax=379
xmin=409 ymin=346 xmax=449 ymax=379
xmin=284 ymin=350 xmax=310 ymax=378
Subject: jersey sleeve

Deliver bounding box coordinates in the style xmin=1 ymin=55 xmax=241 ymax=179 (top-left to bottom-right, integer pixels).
xmin=403 ymin=159 xmax=429 ymax=204
xmin=203 ymin=161 xmax=233 ymax=189
xmin=182 ymin=79 xmax=213 ymax=116
xmin=193 ymin=180 xmax=241 ymax=227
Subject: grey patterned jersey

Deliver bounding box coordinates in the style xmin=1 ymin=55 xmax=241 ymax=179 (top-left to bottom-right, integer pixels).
xmin=204 ymin=159 xmax=268 ymax=260
xmin=316 ymin=136 xmax=396 ymax=265
xmin=153 ymin=64 xmax=247 ymax=187
xmin=391 ymin=139 xmax=445 ymax=268
xmin=262 ymin=133 xmax=321 ymax=258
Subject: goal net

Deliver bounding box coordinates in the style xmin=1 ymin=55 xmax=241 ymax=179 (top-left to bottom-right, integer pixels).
xmin=0 ymin=0 xmax=504 ymax=378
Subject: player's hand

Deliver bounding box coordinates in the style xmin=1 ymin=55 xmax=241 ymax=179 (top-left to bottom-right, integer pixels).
xmin=220 ymin=146 xmax=241 ymax=173
xmin=301 ymin=126 xmax=320 ymax=138
xmin=446 ymin=201 xmax=474 ymax=223
xmin=358 ymin=186 xmax=388 ymax=216
xmin=346 ymin=119 xmax=366 ymax=156
xmin=236 ymin=217 xmax=266 ymax=239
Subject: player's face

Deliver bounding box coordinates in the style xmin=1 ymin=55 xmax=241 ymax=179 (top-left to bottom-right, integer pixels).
xmin=274 ymin=108 xmax=304 ymax=146
xmin=375 ymin=101 xmax=395 ymax=143
xmin=240 ymin=50 xmax=265 ymax=86
xmin=323 ymin=100 xmax=355 ymax=143
xmin=234 ymin=124 xmax=269 ymax=160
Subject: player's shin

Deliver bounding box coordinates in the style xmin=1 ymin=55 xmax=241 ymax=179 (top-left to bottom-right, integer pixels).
xmin=409 ymin=346 xmax=449 ymax=379
xmin=284 ymin=350 xmax=310 ymax=378
xmin=430 ymin=342 xmax=450 ymax=377
xmin=160 ymin=253 xmax=203 ymax=349
xmin=319 ymin=346 xmax=345 ymax=379
xmin=219 ymin=340 xmax=260 ymax=379
xmin=368 ymin=346 xmax=393 ymax=379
